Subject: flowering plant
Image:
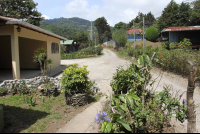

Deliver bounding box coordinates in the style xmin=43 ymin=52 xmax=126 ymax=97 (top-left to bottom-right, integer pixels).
xmin=95 ymin=111 xmax=110 ymax=124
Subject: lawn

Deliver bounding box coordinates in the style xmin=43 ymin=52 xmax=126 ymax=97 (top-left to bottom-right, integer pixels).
xmin=0 ymin=93 xmax=101 ymax=133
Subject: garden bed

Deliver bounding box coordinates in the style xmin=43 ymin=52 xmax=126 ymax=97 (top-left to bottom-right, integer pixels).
xmin=0 ymin=93 xmax=101 ymax=133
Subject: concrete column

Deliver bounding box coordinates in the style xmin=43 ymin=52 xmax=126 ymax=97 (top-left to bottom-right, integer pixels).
xmin=11 ymin=26 xmax=20 ymax=79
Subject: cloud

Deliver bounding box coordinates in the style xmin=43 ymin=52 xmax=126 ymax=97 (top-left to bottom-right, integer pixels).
xmin=62 ymin=0 xmax=184 ymax=26
xmin=42 ymin=15 xmax=50 ymax=20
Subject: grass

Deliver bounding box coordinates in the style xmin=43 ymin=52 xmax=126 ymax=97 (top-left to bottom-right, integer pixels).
xmin=1 ymin=93 xmax=101 ymax=133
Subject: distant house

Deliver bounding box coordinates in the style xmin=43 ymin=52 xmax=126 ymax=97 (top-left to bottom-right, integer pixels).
xmin=60 ymin=40 xmax=77 ymax=53
xmin=127 ymin=28 xmax=146 ymax=41
xmin=161 ymin=26 xmax=200 ymax=46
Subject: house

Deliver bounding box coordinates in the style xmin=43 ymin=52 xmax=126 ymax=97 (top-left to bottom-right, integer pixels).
xmin=161 ymin=26 xmax=200 ymax=46
xmin=127 ymin=28 xmax=145 ymax=41
xmin=60 ymin=40 xmax=76 ymax=53
xmin=0 ymin=16 xmax=67 ymax=81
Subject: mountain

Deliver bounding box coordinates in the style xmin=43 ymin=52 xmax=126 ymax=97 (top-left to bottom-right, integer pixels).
xmin=40 ymin=17 xmax=97 ymax=39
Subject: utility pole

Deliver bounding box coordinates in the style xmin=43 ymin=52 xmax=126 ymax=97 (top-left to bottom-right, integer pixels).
xmin=133 ymin=22 xmax=136 ymax=50
xmin=94 ymin=31 xmax=96 ymax=54
xmin=91 ymin=21 xmax=93 ymax=47
xmin=143 ymin=17 xmax=145 ymax=55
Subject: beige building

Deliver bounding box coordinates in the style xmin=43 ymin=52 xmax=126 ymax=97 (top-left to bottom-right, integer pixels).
xmin=0 ymin=16 xmax=67 ymax=80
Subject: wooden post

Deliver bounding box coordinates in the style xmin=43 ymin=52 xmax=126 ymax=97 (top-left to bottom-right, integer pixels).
xmin=187 ymin=60 xmax=197 ymax=133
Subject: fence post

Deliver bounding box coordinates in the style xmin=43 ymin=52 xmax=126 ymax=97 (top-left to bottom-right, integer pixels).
xmin=187 ymin=60 xmax=197 ymax=133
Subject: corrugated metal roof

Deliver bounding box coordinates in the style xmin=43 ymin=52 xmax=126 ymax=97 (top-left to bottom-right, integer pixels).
xmin=60 ymin=40 xmax=74 ymax=45
xmin=0 ymin=16 xmax=67 ymax=41
xmin=162 ymin=26 xmax=200 ymax=32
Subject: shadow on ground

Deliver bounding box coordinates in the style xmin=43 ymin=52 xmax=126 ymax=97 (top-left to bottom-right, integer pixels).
xmin=1 ymin=105 xmax=49 ymax=133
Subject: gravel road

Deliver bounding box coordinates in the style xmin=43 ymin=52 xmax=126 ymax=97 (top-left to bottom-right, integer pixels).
xmin=57 ymin=49 xmax=200 ymax=133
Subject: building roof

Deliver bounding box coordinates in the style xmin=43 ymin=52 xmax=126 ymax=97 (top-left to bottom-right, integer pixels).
xmin=162 ymin=26 xmax=200 ymax=32
xmin=127 ymin=28 xmax=142 ymax=34
xmin=0 ymin=16 xmax=67 ymax=41
xmin=60 ymin=40 xmax=75 ymax=45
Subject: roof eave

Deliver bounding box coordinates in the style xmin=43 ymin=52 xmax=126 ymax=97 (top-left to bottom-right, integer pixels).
xmin=6 ymin=20 xmax=67 ymax=41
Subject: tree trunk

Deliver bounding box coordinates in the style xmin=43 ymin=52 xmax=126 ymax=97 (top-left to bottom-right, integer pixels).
xmin=187 ymin=60 xmax=197 ymax=133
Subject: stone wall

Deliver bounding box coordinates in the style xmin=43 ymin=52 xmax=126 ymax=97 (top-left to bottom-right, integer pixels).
xmin=0 ymin=76 xmax=61 ymax=92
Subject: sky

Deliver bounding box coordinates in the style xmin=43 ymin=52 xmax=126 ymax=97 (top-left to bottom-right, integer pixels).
xmin=34 ymin=0 xmax=185 ymax=26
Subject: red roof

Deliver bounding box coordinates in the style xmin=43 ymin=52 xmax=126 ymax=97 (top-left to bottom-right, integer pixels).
xmin=127 ymin=28 xmax=142 ymax=34
xmin=163 ymin=26 xmax=200 ymax=32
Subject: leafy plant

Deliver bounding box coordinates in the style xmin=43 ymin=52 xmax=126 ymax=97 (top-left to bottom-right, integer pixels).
xmin=145 ymin=27 xmax=159 ymax=42
xmin=178 ymin=38 xmax=192 ymax=49
xmin=61 ymin=64 xmax=93 ymax=96
xmin=110 ymin=63 xmax=145 ymax=96
xmin=112 ymin=29 xmax=128 ymax=47
xmin=23 ymin=95 xmax=36 ymax=106
xmin=161 ymin=41 xmax=169 ymax=48
xmin=0 ymin=87 xmax=8 ymax=96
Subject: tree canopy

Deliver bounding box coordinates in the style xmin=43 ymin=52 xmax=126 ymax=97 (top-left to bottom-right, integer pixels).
xmin=113 ymin=22 xmax=127 ymax=31
xmin=112 ymin=29 xmax=127 ymax=47
xmin=94 ymin=17 xmax=112 ymax=43
xmin=0 ymin=0 xmax=43 ymax=26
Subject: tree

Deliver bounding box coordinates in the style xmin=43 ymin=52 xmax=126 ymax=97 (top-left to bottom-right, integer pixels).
xmin=190 ymin=0 xmax=200 ymax=25
xmin=177 ymin=2 xmax=192 ymax=26
xmin=112 ymin=29 xmax=127 ymax=47
xmin=114 ymin=22 xmax=127 ymax=30
xmin=0 ymin=0 xmax=43 ymax=26
xmin=158 ymin=0 xmax=180 ymax=30
xmin=145 ymin=12 xmax=156 ymax=27
xmin=145 ymin=27 xmax=159 ymax=42
xmin=94 ymin=17 xmax=112 ymax=43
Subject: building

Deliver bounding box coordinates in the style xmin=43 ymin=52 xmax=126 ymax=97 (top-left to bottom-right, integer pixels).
xmin=0 ymin=16 xmax=67 ymax=80
xmin=60 ymin=40 xmax=76 ymax=53
xmin=161 ymin=26 xmax=200 ymax=45
xmin=127 ymin=28 xmax=146 ymax=41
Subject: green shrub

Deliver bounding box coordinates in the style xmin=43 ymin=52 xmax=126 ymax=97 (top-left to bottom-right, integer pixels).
xmin=0 ymin=87 xmax=8 ymax=96
xmin=96 ymin=46 xmax=103 ymax=55
xmin=110 ymin=63 xmax=145 ymax=96
xmin=178 ymin=38 xmax=192 ymax=49
xmin=161 ymin=41 xmax=169 ymax=48
xmin=112 ymin=29 xmax=128 ymax=47
xmin=60 ymin=64 xmax=93 ymax=96
xmin=145 ymin=27 xmax=159 ymax=42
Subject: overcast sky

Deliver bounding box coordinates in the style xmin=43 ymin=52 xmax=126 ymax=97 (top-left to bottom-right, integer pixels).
xmin=34 ymin=0 xmax=185 ymax=26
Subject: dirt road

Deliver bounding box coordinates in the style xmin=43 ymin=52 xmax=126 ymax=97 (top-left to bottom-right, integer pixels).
xmin=57 ymin=49 xmax=200 ymax=133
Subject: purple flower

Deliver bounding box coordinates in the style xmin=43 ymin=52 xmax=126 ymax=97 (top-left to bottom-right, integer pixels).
xmin=182 ymin=100 xmax=185 ymax=105
xmin=178 ymin=107 xmax=181 ymax=112
xmin=95 ymin=111 xmax=110 ymax=124
xmin=179 ymin=95 xmax=182 ymax=99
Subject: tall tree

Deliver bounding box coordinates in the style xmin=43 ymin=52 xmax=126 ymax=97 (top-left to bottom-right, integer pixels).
xmin=94 ymin=17 xmax=112 ymax=43
xmin=177 ymin=2 xmax=191 ymax=26
xmin=190 ymin=0 xmax=200 ymax=25
xmin=113 ymin=22 xmax=127 ymax=30
xmin=112 ymin=29 xmax=127 ymax=47
xmin=158 ymin=0 xmax=180 ymax=30
xmin=0 ymin=0 xmax=43 ymax=26
xmin=145 ymin=12 xmax=156 ymax=27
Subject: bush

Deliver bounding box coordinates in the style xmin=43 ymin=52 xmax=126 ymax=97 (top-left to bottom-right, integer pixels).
xmin=110 ymin=63 xmax=145 ymax=96
xmin=96 ymin=46 xmax=103 ymax=55
xmin=0 ymin=87 xmax=8 ymax=96
xmin=161 ymin=41 xmax=169 ymax=48
xmin=112 ymin=29 xmax=128 ymax=47
xmin=145 ymin=27 xmax=159 ymax=42
xmin=60 ymin=64 xmax=93 ymax=96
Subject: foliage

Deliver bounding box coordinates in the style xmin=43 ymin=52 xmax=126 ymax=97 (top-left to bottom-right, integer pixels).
xmin=61 ymin=51 xmax=95 ymax=59
xmin=23 ymin=95 xmax=36 ymax=106
xmin=161 ymin=41 xmax=169 ymax=48
xmin=94 ymin=17 xmax=112 ymax=43
xmin=145 ymin=27 xmax=159 ymax=42
xmin=0 ymin=87 xmax=8 ymax=96
xmin=41 ymin=82 xmax=59 ymax=97
xmin=110 ymin=63 xmax=145 ymax=96
xmin=96 ymin=46 xmax=104 ymax=55
xmin=60 ymin=64 xmax=93 ymax=96
xmin=10 ymin=81 xmax=30 ymax=95
xmin=113 ymin=22 xmax=127 ymax=31
xmin=178 ymin=38 xmax=192 ymax=49
xmin=0 ymin=0 xmax=43 ymax=26
xmin=100 ymin=59 xmax=187 ymax=133
xmin=112 ymin=29 xmax=128 ymax=47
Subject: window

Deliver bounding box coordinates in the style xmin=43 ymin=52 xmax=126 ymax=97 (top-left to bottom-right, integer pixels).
xmin=51 ymin=43 xmax=59 ymax=54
